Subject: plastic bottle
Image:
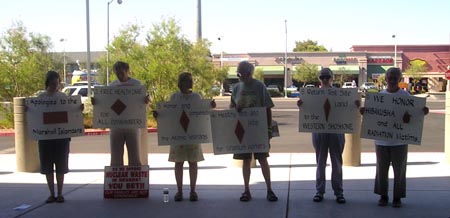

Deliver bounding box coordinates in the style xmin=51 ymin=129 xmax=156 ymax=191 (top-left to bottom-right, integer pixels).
xmin=163 ymin=188 xmax=169 ymax=203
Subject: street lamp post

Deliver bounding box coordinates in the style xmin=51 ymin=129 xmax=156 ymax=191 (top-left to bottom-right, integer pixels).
xmin=392 ymin=34 xmax=397 ymax=67
xmin=284 ymin=20 xmax=288 ymax=98
xmin=60 ymin=38 xmax=67 ymax=85
xmin=107 ymin=0 xmax=123 ymax=86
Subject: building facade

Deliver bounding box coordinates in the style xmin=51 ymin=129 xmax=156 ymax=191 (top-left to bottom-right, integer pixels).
xmin=214 ymin=45 xmax=449 ymax=92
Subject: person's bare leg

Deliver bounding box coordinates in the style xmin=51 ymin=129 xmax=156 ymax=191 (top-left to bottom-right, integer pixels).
xmin=242 ymin=158 xmax=252 ymax=193
xmin=56 ymin=173 xmax=64 ymax=197
xmin=175 ymin=162 xmax=184 ymax=193
xmin=188 ymin=162 xmax=198 ymax=193
xmin=258 ymin=158 xmax=273 ymax=192
xmin=46 ymin=173 xmax=55 ymax=197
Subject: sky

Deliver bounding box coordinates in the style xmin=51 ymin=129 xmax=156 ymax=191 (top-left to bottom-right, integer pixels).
xmin=1 ymin=0 xmax=450 ymax=55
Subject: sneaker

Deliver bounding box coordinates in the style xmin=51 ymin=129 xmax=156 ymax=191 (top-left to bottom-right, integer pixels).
xmin=392 ymin=198 xmax=402 ymax=208
xmin=174 ymin=192 xmax=183 ymax=201
xmin=313 ymin=193 xmax=323 ymax=202
xmin=336 ymin=195 xmax=346 ymax=204
xmin=378 ymin=195 xmax=388 ymax=206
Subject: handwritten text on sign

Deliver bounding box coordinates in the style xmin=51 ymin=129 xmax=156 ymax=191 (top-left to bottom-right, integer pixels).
xmin=93 ymin=86 xmax=147 ymax=128
xmin=156 ymin=99 xmax=212 ymax=146
xmin=298 ymin=88 xmax=359 ymax=134
xmin=25 ymin=95 xmax=84 ymax=140
xmin=361 ymin=93 xmax=426 ymax=145
xmin=210 ymin=107 xmax=269 ymax=155
xmin=104 ymin=165 xmax=149 ymax=198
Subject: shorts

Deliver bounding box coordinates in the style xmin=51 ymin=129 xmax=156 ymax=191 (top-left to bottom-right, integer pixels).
xmin=169 ymin=144 xmax=204 ymax=162
xmin=233 ymin=152 xmax=270 ymax=160
xmin=38 ymin=138 xmax=70 ymax=174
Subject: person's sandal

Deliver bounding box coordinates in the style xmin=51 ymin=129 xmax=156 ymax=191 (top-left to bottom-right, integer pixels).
xmin=56 ymin=196 xmax=65 ymax=203
xmin=174 ymin=192 xmax=183 ymax=201
xmin=313 ymin=193 xmax=323 ymax=202
xmin=46 ymin=196 xmax=56 ymax=203
xmin=239 ymin=191 xmax=252 ymax=202
xmin=189 ymin=191 xmax=198 ymax=201
xmin=267 ymin=191 xmax=278 ymax=202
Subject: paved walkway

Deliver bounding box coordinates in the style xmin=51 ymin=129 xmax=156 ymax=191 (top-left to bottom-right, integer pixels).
xmin=1 ymin=152 xmax=449 ymax=218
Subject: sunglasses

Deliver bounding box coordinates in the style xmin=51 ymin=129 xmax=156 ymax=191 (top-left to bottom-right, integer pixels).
xmin=319 ymin=75 xmax=331 ymax=80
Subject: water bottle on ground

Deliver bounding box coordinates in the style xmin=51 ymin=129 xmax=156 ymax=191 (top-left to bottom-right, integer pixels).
xmin=163 ymin=188 xmax=169 ymax=203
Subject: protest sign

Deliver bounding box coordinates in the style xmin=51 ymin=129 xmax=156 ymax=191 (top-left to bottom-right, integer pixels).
xmin=104 ymin=165 xmax=149 ymax=198
xmin=156 ymin=99 xmax=212 ymax=146
xmin=298 ymin=88 xmax=359 ymax=134
xmin=25 ymin=95 xmax=84 ymax=140
xmin=211 ymin=107 xmax=269 ymax=155
xmin=361 ymin=93 xmax=426 ymax=145
xmin=93 ymin=86 xmax=147 ymax=128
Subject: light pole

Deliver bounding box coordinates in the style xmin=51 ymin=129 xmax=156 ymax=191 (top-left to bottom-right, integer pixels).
xmin=86 ymin=0 xmax=92 ymax=97
xmin=218 ymin=36 xmax=224 ymax=68
xmin=392 ymin=34 xmax=397 ymax=67
xmin=60 ymin=38 xmax=67 ymax=85
xmin=284 ymin=20 xmax=288 ymax=98
xmin=107 ymin=0 xmax=123 ymax=86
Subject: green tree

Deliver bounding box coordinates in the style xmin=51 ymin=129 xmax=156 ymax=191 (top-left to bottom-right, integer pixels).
xmin=293 ymin=39 xmax=327 ymax=52
xmin=104 ymin=18 xmax=218 ymax=109
xmin=292 ymin=62 xmax=320 ymax=84
xmin=0 ymin=21 xmax=54 ymax=101
xmin=404 ymin=59 xmax=427 ymax=79
xmin=253 ymin=68 xmax=264 ymax=81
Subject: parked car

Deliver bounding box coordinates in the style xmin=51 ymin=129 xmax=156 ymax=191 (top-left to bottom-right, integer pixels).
xmin=342 ymin=82 xmax=357 ymax=88
xmin=359 ymin=82 xmax=377 ymax=92
xmin=303 ymin=84 xmax=315 ymax=88
xmin=62 ymin=85 xmax=101 ymax=103
xmin=284 ymin=85 xmax=299 ymax=97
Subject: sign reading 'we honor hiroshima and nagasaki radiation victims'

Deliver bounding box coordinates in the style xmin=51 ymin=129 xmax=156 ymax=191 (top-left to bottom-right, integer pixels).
xmin=93 ymin=86 xmax=147 ymax=129
xmin=361 ymin=93 xmax=426 ymax=145
xmin=156 ymin=99 xmax=212 ymax=146
xmin=104 ymin=165 xmax=149 ymax=198
xmin=210 ymin=107 xmax=269 ymax=155
xmin=25 ymin=95 xmax=84 ymax=140
xmin=298 ymin=88 xmax=359 ymax=134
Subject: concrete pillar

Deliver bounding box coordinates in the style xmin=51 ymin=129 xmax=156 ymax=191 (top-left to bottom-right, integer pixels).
xmin=233 ymin=156 xmax=257 ymax=168
xmin=14 ymin=97 xmax=40 ymax=172
xmin=343 ymin=109 xmax=362 ymax=166
xmin=445 ymin=82 xmax=450 ymax=164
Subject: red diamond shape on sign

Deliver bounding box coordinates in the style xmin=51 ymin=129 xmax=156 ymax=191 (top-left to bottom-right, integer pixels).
xmin=235 ymin=121 xmax=245 ymax=143
xmin=323 ymin=98 xmax=331 ymax=122
xmin=180 ymin=110 xmax=190 ymax=133
xmin=111 ymin=99 xmax=127 ymax=115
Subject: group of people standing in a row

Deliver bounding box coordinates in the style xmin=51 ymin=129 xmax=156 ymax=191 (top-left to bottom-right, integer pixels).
xmin=35 ymin=60 xmax=428 ymax=208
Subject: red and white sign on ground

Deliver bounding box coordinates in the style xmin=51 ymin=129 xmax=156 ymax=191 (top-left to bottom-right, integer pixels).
xmin=104 ymin=165 xmax=149 ymax=198
xmin=445 ymin=69 xmax=450 ymax=80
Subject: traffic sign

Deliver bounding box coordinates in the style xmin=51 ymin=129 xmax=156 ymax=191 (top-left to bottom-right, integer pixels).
xmin=446 ymin=69 xmax=450 ymax=80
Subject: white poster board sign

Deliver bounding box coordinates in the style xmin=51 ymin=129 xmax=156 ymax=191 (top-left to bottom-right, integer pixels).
xmin=211 ymin=107 xmax=269 ymax=155
xmin=156 ymin=99 xmax=212 ymax=146
xmin=298 ymin=88 xmax=359 ymax=134
xmin=25 ymin=95 xmax=84 ymax=140
xmin=104 ymin=165 xmax=149 ymax=198
xmin=93 ymin=86 xmax=147 ymax=128
xmin=361 ymin=93 xmax=426 ymax=145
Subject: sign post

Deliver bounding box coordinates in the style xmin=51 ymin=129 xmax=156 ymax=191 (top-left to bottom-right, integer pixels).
xmin=445 ymin=69 xmax=450 ymax=163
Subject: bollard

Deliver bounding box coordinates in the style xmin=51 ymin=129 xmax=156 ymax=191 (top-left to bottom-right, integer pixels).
xmin=14 ymin=97 xmax=40 ymax=172
xmin=343 ymin=110 xmax=362 ymax=166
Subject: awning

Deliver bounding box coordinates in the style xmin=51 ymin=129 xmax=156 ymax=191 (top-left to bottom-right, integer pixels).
xmin=367 ymin=65 xmax=392 ymax=79
xmin=329 ymin=65 xmax=360 ymax=74
xmin=227 ymin=65 xmax=285 ymax=79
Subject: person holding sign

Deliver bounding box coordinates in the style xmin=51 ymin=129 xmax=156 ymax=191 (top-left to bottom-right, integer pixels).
xmin=297 ymin=68 xmax=347 ymax=204
xmin=230 ymin=61 xmax=278 ymax=202
xmin=153 ymin=72 xmax=215 ymax=201
xmin=96 ymin=61 xmax=149 ymax=166
xmin=36 ymin=71 xmax=80 ymax=203
xmin=360 ymin=67 xmax=429 ymax=207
